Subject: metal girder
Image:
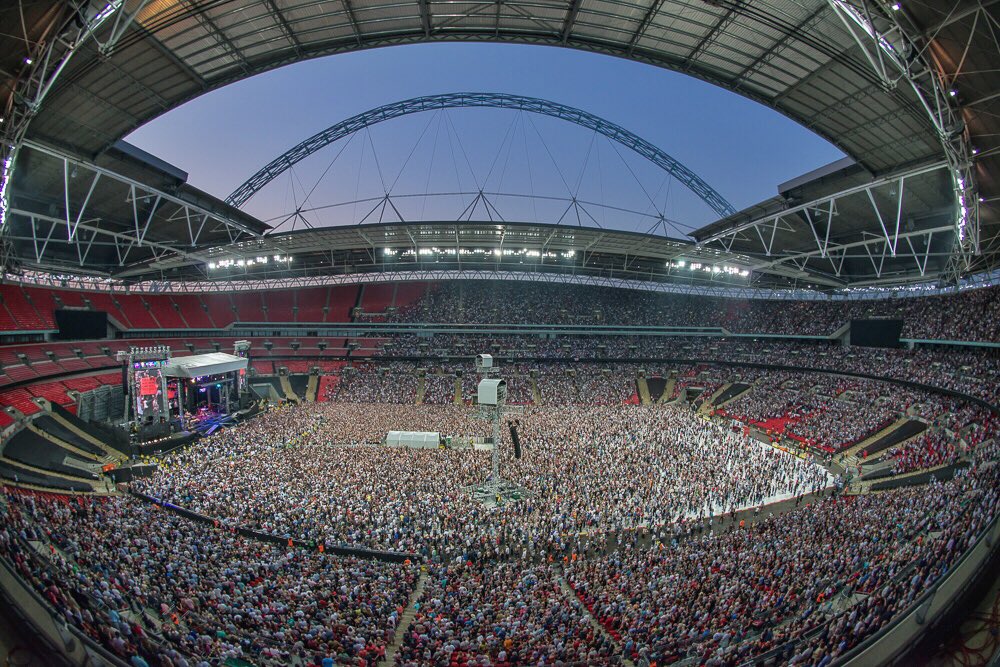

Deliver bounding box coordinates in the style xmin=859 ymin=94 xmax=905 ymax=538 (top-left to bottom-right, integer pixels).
xmin=697 ymin=160 xmax=948 ymax=254
xmin=2 ymin=268 xmax=798 ymax=300
xmin=24 ymin=140 xmax=266 ymax=243
xmin=752 ymin=225 xmax=952 ymax=278
xmin=180 ymin=0 xmax=251 ymax=74
xmin=825 ymin=0 xmax=979 ymax=274
xmin=0 ymin=1 xmax=125 ymax=233
xmin=261 ymin=0 xmax=304 ymax=57
xmin=5 ymin=210 xmax=205 ymax=275
xmin=225 ymin=92 xmax=737 ymax=219
xmin=561 ymin=0 xmax=584 ymax=42
xmin=685 ymin=1 xmax=743 ymax=68
xmin=93 ymin=0 xmax=155 ymax=56
xmin=627 ymin=0 xmax=668 ymax=54
xmin=4 ymin=141 xmax=282 ymax=274
xmin=732 ymin=5 xmax=829 ymax=89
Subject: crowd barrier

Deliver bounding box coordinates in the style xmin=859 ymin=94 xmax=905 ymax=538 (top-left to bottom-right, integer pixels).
xmin=129 ymin=491 xmax=416 ymax=563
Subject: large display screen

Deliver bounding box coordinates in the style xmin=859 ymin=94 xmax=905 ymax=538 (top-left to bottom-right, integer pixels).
xmin=850 ymin=319 xmax=904 ymax=348
xmin=139 ymin=376 xmax=160 ymax=396
xmin=54 ymin=309 xmax=107 ymax=340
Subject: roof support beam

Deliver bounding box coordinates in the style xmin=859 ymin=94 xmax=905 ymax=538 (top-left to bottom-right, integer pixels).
xmin=731 ymin=5 xmax=828 ymax=88
xmin=180 ymin=0 xmax=251 ymax=74
xmin=696 ymin=160 xmax=948 ymax=248
xmin=751 ymin=225 xmax=952 ymax=273
xmin=627 ymin=0 xmax=667 ymax=54
xmin=7 ymin=140 xmax=283 ymax=274
xmin=342 ymin=0 xmax=365 ymax=45
xmin=263 ymin=0 xmax=304 ymax=57
xmin=94 ymin=0 xmax=155 ymax=55
xmin=824 ymin=0 xmax=979 ymax=273
xmin=138 ymin=27 xmax=208 ymax=90
xmin=12 ymin=210 xmax=204 ymax=265
xmin=922 ymin=0 xmax=998 ymax=38
xmin=0 ymin=1 xmax=125 ymax=236
xmin=685 ymin=1 xmax=742 ymax=68
xmin=23 ymin=139 xmax=266 ymax=243
xmin=562 ymin=0 xmax=584 ymax=42
xmin=418 ymin=0 xmax=433 ymax=35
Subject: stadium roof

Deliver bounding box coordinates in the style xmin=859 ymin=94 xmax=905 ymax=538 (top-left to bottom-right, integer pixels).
xmin=0 ymin=0 xmax=996 ymax=291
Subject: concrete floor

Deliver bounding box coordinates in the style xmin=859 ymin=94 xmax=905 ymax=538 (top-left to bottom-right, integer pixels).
xmin=0 ymin=608 xmax=46 ymax=666
xmin=921 ymin=566 xmax=1000 ymax=667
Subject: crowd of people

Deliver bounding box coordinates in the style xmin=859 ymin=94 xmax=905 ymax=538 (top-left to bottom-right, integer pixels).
xmin=317 ymin=356 xmax=993 ymax=460
xmin=134 ymin=402 xmax=831 ymax=559
xmin=3 ymin=300 xmax=999 ymax=667
xmin=3 ymin=425 xmax=997 ymax=667
xmin=364 ymin=333 xmax=1000 ymax=405
xmin=395 ymin=562 xmax=617 ymax=666
xmin=0 ymin=490 xmax=417 ymax=666
xmin=356 ymin=279 xmax=1000 ymax=342
xmin=886 ymin=430 xmax=961 ymax=474
xmin=567 ymin=440 xmax=1000 ymax=665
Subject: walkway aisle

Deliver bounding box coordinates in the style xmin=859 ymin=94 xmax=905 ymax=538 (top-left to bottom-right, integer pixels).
xmin=384 ymin=569 xmax=429 ymax=664
xmin=557 ymin=575 xmax=635 ymax=667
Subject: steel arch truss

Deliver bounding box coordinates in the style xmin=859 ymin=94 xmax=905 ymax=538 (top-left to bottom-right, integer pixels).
xmin=226 ymin=92 xmax=737 ymax=219
xmin=698 ymin=161 xmax=957 ymax=287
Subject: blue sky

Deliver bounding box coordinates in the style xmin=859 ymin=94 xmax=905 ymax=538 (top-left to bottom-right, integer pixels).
xmin=126 ymin=43 xmax=845 ymax=238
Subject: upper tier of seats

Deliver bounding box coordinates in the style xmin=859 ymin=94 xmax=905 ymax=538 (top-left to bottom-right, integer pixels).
xmin=1 ymin=280 xmax=997 ymax=342
xmin=366 ymin=280 xmax=1000 ymax=342
xmin=0 ymin=283 xmax=362 ymax=332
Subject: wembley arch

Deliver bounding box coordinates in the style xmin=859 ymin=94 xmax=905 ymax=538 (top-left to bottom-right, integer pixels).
xmin=225 ymin=92 xmax=737 ymax=219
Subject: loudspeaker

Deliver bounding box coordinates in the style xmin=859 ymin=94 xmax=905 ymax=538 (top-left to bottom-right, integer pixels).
xmin=508 ymin=421 xmax=522 ymax=459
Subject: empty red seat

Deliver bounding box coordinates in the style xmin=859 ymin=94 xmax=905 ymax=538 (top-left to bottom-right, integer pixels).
xmin=170 ymin=295 xmax=214 ymax=328
xmin=0 ymin=284 xmax=49 ymax=331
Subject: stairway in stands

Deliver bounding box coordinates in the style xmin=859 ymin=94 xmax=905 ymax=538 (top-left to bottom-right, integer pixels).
xmin=698 ymin=383 xmax=732 ymax=414
xmin=415 ymin=375 xmax=425 ymax=405
xmin=839 ymin=417 xmax=925 ymax=467
xmin=558 ymin=576 xmax=635 ymax=667
xmin=383 ymin=570 xmax=429 ymax=665
xmin=279 ymin=375 xmax=300 ymax=404
xmin=636 ymin=377 xmax=652 ymax=405
xmin=658 ymin=377 xmax=676 ymax=403
xmin=305 ymin=375 xmax=318 ymax=402
xmin=46 ymin=409 xmax=121 ymax=463
xmin=26 ymin=420 xmax=107 ymax=465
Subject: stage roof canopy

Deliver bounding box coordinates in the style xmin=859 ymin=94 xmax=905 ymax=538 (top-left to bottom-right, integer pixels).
xmin=162 ymin=353 xmax=248 ymax=379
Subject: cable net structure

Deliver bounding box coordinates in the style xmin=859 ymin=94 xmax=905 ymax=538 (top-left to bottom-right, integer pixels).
xmin=225 ymin=93 xmax=736 ymax=239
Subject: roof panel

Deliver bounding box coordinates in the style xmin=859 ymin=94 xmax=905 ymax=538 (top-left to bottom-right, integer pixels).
xmin=8 ymin=0 xmax=993 ymax=281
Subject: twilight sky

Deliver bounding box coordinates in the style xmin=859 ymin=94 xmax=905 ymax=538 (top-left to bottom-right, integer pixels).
xmin=126 ymin=42 xmax=845 ymax=238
